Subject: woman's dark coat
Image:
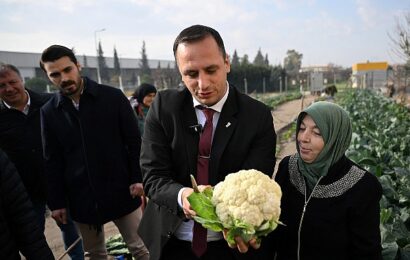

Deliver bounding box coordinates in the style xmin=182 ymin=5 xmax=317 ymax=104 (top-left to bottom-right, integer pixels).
xmin=261 ymin=154 xmax=382 ymax=260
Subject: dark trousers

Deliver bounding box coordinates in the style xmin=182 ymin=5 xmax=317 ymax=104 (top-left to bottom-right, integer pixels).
xmin=160 ymin=236 xmax=236 ymax=260
xmin=59 ymin=211 xmax=84 ymax=260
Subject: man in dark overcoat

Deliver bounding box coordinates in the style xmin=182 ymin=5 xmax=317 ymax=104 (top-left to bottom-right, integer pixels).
xmin=39 ymin=45 xmax=149 ymax=260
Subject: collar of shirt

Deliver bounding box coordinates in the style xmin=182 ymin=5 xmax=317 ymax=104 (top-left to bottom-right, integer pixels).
xmin=174 ymin=82 xmax=229 ymax=242
xmin=71 ymin=80 xmax=85 ymax=110
xmin=2 ymin=90 xmax=31 ymax=115
xmin=192 ymin=82 xmax=229 ymax=132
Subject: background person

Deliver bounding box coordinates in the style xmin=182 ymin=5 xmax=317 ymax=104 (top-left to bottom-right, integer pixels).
xmin=262 ymin=101 xmax=382 ymax=259
xmin=138 ymin=24 xmax=277 ymax=260
xmin=39 ymin=45 xmax=149 ymax=260
xmin=0 ymin=63 xmax=84 ymax=260
xmin=129 ymin=83 xmax=157 ymax=135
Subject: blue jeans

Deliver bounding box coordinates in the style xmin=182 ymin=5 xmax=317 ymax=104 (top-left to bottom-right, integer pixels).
xmin=59 ymin=213 xmax=85 ymax=260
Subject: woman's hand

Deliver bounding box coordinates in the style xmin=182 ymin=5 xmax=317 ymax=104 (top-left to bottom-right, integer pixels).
xmin=223 ymin=229 xmax=260 ymax=253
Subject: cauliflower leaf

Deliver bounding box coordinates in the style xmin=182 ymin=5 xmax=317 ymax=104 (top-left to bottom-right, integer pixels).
xmin=188 ymin=187 xmax=224 ymax=231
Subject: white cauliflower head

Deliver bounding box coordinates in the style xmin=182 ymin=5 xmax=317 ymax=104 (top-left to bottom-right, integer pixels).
xmin=212 ymin=169 xmax=282 ymax=229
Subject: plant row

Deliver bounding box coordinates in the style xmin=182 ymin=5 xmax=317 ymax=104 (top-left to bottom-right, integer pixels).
xmin=337 ymin=89 xmax=410 ymax=260
xmin=256 ymin=91 xmax=302 ymax=110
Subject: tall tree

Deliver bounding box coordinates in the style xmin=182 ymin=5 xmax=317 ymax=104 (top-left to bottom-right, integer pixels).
xmin=113 ymin=47 xmax=121 ymax=77
xmin=231 ymin=50 xmax=240 ymax=67
xmin=389 ymin=11 xmax=410 ymax=62
xmin=389 ymin=11 xmax=410 ymax=101
xmin=97 ymin=41 xmax=110 ymax=82
xmin=283 ymin=49 xmax=303 ymax=77
xmin=81 ymin=54 xmax=92 ymax=78
xmin=25 ymin=77 xmax=49 ymax=93
xmin=253 ymin=48 xmax=265 ymax=66
xmin=264 ymin=54 xmax=269 ymax=66
xmin=140 ymin=41 xmax=152 ymax=84
xmin=241 ymin=54 xmax=250 ymax=66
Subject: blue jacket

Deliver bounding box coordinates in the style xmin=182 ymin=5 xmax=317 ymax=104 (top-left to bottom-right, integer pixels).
xmin=40 ymin=77 xmax=142 ymax=225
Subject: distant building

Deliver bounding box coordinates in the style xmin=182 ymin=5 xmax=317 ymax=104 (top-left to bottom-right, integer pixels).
xmin=0 ymin=50 xmax=180 ymax=91
xmin=351 ymin=61 xmax=392 ymax=89
xmin=300 ymin=65 xmax=349 ymax=93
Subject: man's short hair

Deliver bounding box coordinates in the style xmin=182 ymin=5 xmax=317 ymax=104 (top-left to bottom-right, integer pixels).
xmin=40 ymin=45 xmax=78 ymax=71
xmin=0 ymin=64 xmax=22 ymax=79
xmin=173 ymin=24 xmax=227 ymax=60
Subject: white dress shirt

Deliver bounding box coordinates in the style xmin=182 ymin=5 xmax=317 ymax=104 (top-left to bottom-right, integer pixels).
xmin=174 ymin=82 xmax=230 ymax=242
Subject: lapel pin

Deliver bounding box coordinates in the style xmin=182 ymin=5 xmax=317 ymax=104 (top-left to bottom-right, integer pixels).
xmin=225 ymin=122 xmax=231 ymax=128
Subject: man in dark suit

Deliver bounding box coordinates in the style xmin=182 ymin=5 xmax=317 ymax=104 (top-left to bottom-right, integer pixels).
xmin=138 ymin=24 xmax=277 ymax=260
xmin=0 ymin=64 xmax=50 ymax=227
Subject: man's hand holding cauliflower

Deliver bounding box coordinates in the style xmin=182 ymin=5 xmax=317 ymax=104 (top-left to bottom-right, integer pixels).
xmin=183 ymin=169 xmax=282 ymax=253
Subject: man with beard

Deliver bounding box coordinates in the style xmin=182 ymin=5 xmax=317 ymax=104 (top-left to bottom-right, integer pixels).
xmin=39 ymin=45 xmax=149 ymax=260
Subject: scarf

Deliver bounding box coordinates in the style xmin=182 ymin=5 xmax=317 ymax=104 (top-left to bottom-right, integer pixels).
xmin=296 ymin=101 xmax=352 ymax=189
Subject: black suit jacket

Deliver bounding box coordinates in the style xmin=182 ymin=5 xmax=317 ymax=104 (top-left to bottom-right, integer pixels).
xmin=139 ymin=85 xmax=277 ymax=260
xmin=0 ymin=89 xmax=52 ymax=204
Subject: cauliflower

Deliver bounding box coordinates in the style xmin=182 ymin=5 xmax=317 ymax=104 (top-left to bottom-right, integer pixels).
xmin=213 ymin=169 xmax=282 ymax=228
xmin=188 ymin=169 xmax=282 ymax=245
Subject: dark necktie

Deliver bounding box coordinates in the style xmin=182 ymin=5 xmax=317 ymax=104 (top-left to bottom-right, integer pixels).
xmin=192 ymin=107 xmax=215 ymax=257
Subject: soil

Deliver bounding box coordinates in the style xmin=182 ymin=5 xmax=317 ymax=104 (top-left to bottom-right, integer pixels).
xmin=43 ymin=93 xmax=317 ymax=259
xmin=45 ymin=216 xmax=119 ymax=260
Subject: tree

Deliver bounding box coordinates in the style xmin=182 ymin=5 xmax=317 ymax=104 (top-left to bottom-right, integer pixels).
xmin=81 ymin=54 xmax=92 ymax=79
xmin=253 ymin=48 xmax=265 ymax=66
xmin=231 ymin=50 xmax=240 ymax=67
xmin=389 ymin=11 xmax=410 ymax=62
xmin=25 ymin=77 xmax=51 ymax=93
xmin=264 ymin=54 xmax=269 ymax=66
xmin=97 ymin=41 xmax=110 ymax=83
xmin=283 ymin=49 xmax=303 ymax=77
xmin=241 ymin=54 xmax=250 ymax=66
xmin=140 ymin=41 xmax=153 ymax=84
xmin=389 ymin=11 xmax=410 ymax=103
xmin=113 ymin=47 xmax=121 ymax=77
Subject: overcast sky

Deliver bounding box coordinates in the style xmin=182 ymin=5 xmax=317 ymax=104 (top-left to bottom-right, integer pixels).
xmin=0 ymin=0 xmax=409 ymax=67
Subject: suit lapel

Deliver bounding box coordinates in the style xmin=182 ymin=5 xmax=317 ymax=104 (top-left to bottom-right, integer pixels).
xmin=209 ymin=87 xmax=238 ymax=185
xmin=180 ymin=90 xmax=200 ymax=179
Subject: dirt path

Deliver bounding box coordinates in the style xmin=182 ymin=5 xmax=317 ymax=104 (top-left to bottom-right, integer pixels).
xmin=272 ymin=93 xmax=316 ymax=174
xmin=45 ymin=216 xmax=119 ymax=259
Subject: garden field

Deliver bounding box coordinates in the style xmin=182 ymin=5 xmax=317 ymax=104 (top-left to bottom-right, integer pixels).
xmin=337 ymin=89 xmax=410 ymax=260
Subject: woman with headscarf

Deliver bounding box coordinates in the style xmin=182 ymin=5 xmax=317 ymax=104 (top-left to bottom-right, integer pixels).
xmin=130 ymin=83 xmax=157 ymax=135
xmin=261 ymin=101 xmax=383 ymax=260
